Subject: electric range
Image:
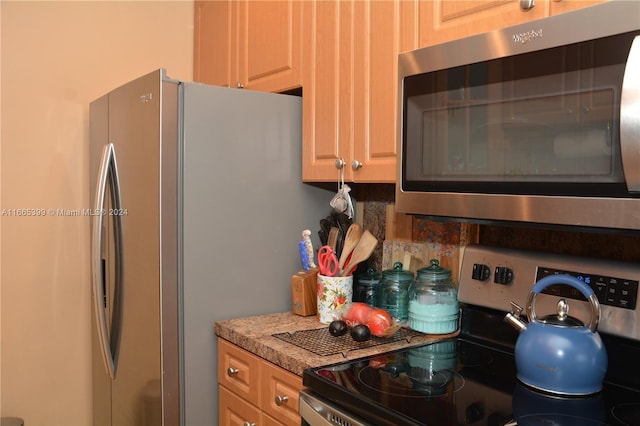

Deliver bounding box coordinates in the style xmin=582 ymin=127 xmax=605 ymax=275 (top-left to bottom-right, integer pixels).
xmin=300 ymin=245 xmax=640 ymax=426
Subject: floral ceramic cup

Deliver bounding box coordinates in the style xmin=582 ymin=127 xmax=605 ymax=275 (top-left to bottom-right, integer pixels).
xmin=317 ymin=274 xmax=353 ymax=324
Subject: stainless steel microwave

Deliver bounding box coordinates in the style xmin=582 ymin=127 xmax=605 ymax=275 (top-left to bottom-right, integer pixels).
xmin=396 ymin=1 xmax=640 ymax=231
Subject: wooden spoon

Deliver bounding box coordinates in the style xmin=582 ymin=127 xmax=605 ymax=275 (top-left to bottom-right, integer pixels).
xmin=338 ymin=223 xmax=363 ymax=272
xmin=340 ymin=230 xmax=377 ymax=276
xmin=327 ymin=227 xmax=339 ymax=251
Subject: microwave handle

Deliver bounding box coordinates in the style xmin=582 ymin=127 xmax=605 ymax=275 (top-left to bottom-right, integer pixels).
xmin=621 ymin=35 xmax=640 ymax=193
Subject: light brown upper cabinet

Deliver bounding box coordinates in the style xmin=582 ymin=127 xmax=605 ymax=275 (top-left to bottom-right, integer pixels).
xmin=301 ymin=1 xmax=417 ymax=183
xmin=417 ymin=0 xmax=608 ymax=48
xmin=417 ymin=0 xmax=548 ymax=48
xmin=194 ymin=0 xmax=302 ymax=93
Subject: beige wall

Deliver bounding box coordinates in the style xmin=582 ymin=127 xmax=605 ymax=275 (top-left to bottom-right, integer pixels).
xmin=0 ymin=2 xmax=194 ymax=424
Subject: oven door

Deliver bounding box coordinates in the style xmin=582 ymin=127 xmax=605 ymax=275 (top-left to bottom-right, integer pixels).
xmin=299 ymin=389 xmax=373 ymax=426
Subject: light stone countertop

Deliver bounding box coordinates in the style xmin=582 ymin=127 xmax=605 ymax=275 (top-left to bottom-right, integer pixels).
xmin=215 ymin=312 xmax=457 ymax=376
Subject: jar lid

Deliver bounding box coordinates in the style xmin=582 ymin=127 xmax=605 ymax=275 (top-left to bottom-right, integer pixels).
xmin=358 ymin=267 xmax=381 ymax=285
xmin=382 ymin=261 xmax=414 ymax=282
xmin=417 ymin=259 xmax=452 ymax=281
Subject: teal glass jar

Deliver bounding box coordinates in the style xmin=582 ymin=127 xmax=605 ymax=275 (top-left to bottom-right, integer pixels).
xmin=353 ymin=268 xmax=381 ymax=306
xmin=409 ymin=259 xmax=459 ymax=334
xmin=377 ymin=262 xmax=414 ymax=322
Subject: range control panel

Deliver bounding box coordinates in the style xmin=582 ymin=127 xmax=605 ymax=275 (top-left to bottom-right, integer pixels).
xmin=459 ymin=245 xmax=640 ymax=340
xmin=536 ymin=267 xmax=639 ymax=310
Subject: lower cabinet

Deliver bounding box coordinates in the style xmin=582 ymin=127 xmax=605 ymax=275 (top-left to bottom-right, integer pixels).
xmin=218 ymin=338 xmax=303 ymax=426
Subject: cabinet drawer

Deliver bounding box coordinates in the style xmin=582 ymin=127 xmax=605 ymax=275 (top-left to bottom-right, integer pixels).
xmin=263 ymin=412 xmax=286 ymax=426
xmin=218 ymin=338 xmax=261 ymax=406
xmin=219 ymin=386 xmax=262 ymax=426
xmin=260 ymin=362 xmax=303 ymax=426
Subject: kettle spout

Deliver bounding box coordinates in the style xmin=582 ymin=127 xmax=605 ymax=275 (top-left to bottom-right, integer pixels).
xmin=504 ymin=301 xmax=527 ymax=332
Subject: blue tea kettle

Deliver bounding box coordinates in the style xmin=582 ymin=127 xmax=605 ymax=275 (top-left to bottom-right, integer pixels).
xmin=504 ymin=274 xmax=608 ymax=395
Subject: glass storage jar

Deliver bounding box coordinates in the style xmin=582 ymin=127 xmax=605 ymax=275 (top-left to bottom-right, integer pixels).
xmin=377 ymin=262 xmax=414 ymax=323
xmin=409 ymin=259 xmax=459 ymax=334
xmin=353 ymin=268 xmax=381 ymax=306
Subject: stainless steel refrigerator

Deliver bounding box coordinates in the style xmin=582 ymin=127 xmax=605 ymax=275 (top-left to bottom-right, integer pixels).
xmin=89 ymin=69 xmax=330 ymax=425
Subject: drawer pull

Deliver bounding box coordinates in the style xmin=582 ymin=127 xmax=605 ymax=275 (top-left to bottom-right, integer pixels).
xmin=227 ymin=367 xmax=239 ymax=377
xmin=243 ymin=422 xmax=255 ymax=426
xmin=275 ymin=395 xmax=289 ymax=406
xmin=520 ymin=0 xmax=535 ymax=10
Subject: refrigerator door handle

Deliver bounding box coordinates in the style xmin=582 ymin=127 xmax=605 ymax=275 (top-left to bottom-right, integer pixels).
xmin=91 ymin=142 xmax=124 ymax=379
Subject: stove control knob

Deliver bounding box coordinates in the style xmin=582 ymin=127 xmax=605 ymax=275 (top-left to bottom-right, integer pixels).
xmin=472 ymin=263 xmax=491 ymax=281
xmin=494 ymin=266 xmax=513 ymax=285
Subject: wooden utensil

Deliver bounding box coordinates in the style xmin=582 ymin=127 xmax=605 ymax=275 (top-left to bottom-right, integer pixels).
xmin=338 ymin=223 xmax=362 ymax=272
xmin=327 ymin=227 xmax=339 ymax=251
xmin=340 ymin=230 xmax=377 ymax=276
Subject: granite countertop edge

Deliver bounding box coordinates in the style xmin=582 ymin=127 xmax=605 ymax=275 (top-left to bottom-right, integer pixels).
xmin=215 ymin=311 xmax=458 ymax=376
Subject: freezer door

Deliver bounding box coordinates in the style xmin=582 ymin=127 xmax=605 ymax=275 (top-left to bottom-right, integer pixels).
xmin=90 ymin=70 xmax=177 ymax=426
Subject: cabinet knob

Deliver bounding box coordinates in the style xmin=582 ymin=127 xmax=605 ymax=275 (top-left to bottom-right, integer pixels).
xmin=351 ymin=160 xmax=363 ymax=171
xmin=335 ymin=158 xmax=346 ymax=169
xmin=243 ymin=422 xmax=256 ymax=426
xmin=274 ymin=395 xmax=289 ymax=406
xmin=520 ymin=0 xmax=535 ymax=10
xmin=227 ymin=367 xmax=239 ymax=377
xmin=236 ymin=82 xmax=245 ymax=89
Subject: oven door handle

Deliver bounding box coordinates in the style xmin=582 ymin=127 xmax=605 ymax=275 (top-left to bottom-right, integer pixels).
xmin=621 ymin=34 xmax=640 ymax=192
xmin=299 ymin=390 xmax=372 ymax=426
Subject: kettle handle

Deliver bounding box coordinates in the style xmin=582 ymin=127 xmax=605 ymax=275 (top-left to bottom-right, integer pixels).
xmin=526 ymin=274 xmax=600 ymax=333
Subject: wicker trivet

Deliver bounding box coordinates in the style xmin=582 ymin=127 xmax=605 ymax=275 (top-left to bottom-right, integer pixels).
xmin=272 ymin=326 xmax=422 ymax=357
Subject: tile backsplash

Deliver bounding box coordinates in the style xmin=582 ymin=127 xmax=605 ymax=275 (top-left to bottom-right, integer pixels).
xmin=355 ymin=184 xmax=477 ymax=281
xmin=352 ymin=184 xmax=640 ymax=280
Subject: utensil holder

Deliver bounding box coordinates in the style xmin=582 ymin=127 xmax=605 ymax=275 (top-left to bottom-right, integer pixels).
xmin=317 ymin=274 xmax=353 ymax=324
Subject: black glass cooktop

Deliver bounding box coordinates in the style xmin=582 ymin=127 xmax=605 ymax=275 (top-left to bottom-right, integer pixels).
xmin=302 ymin=308 xmax=640 ymax=426
xmin=304 ymin=338 xmax=640 ymax=426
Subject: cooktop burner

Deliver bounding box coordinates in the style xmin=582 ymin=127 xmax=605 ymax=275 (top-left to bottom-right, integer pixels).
xmin=612 ymin=403 xmax=640 ymax=426
xmin=316 ymin=361 xmax=464 ymax=401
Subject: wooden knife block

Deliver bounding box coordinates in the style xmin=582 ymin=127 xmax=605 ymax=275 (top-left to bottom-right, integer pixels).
xmin=291 ymin=269 xmax=318 ymax=316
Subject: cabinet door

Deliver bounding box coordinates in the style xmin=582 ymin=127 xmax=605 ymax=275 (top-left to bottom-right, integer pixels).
xmin=237 ymin=0 xmax=302 ymax=92
xmin=418 ymin=0 xmax=548 ymax=47
xmin=302 ymin=0 xmax=353 ymax=182
xmin=352 ymin=0 xmax=416 ymax=183
xmin=219 ymin=386 xmax=262 ymax=426
xmin=217 ymin=339 xmax=261 ymax=406
xmin=194 ymin=0 xmax=237 ymax=87
xmin=194 ymin=0 xmax=302 ymax=93
xmin=260 ymin=362 xmax=303 ymax=426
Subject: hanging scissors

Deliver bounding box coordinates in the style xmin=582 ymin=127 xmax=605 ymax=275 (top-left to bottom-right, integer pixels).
xmin=318 ymin=245 xmax=339 ymax=277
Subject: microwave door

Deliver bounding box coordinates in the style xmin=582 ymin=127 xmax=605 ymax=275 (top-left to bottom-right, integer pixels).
xmin=620 ymin=35 xmax=640 ymax=193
